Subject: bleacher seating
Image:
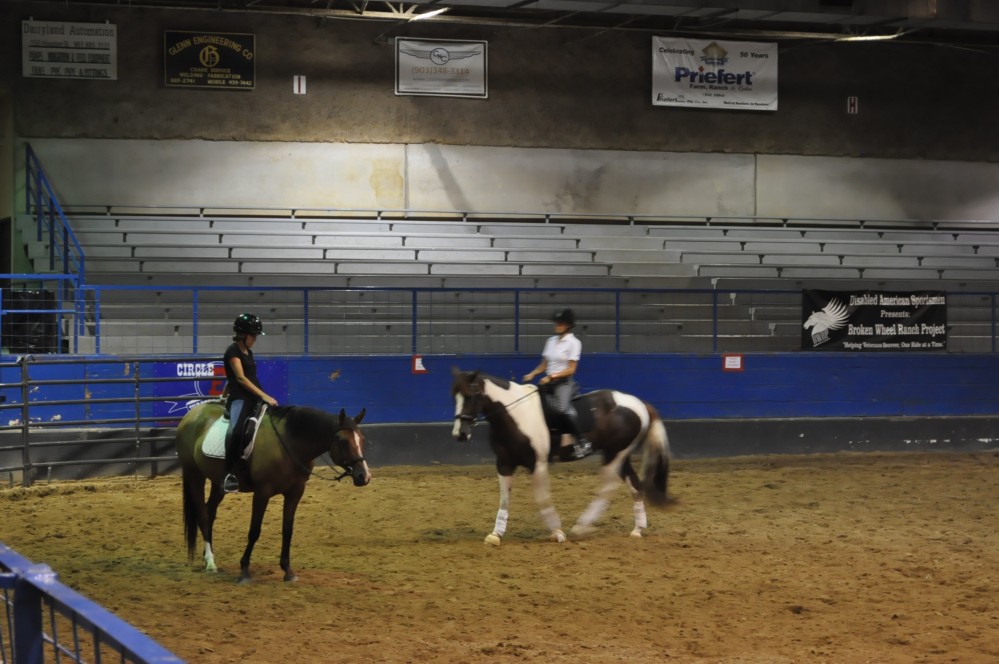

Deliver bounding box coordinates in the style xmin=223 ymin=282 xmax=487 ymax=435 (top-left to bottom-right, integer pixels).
xmin=15 ymin=210 xmax=999 ymax=354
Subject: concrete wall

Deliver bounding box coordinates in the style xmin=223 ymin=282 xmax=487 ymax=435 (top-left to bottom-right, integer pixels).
xmin=4 ymin=2 xmax=999 ymax=221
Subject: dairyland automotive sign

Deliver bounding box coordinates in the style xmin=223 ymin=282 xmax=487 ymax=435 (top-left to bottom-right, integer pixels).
xmin=652 ymin=37 xmax=777 ymax=111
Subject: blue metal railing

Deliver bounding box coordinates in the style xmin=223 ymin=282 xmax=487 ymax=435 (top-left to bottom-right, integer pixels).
xmin=24 ymin=144 xmax=85 ymax=285
xmin=0 ymin=542 xmax=182 ymax=663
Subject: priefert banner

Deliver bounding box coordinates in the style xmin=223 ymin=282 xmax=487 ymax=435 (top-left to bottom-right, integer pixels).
xmin=652 ymin=36 xmax=778 ymax=111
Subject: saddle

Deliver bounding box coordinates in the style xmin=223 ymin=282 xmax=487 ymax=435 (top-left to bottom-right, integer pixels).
xmin=202 ymin=402 xmax=269 ymax=460
xmin=538 ymin=383 xmax=597 ymax=434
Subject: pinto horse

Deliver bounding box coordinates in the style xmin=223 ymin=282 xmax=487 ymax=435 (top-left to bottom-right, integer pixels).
xmin=175 ymin=400 xmax=370 ymax=583
xmin=451 ymin=369 xmax=671 ymax=545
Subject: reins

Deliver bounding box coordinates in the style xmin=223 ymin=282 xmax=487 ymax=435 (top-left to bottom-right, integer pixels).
xmin=455 ymin=382 xmax=541 ymax=424
xmin=268 ymin=415 xmax=363 ymax=482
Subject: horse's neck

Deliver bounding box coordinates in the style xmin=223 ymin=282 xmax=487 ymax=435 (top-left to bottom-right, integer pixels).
xmin=481 ymin=380 xmax=536 ymax=423
xmin=271 ymin=416 xmax=328 ymax=462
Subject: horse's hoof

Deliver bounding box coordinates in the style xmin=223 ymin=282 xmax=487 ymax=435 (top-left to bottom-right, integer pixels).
xmin=551 ymin=529 xmax=567 ymax=543
xmin=204 ymin=567 xmax=218 ymax=574
xmin=284 ymin=574 xmax=298 ymax=583
xmin=629 ymin=528 xmax=643 ymax=538
xmin=484 ymin=533 xmax=502 ymax=546
xmin=237 ymin=576 xmax=252 ymax=585
xmin=569 ymin=524 xmax=597 ymax=539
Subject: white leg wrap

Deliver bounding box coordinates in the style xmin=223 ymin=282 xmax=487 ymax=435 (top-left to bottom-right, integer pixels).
xmin=633 ymin=501 xmax=648 ymax=530
xmin=492 ymin=508 xmax=509 ymax=537
xmin=204 ymin=542 xmax=218 ymax=572
xmin=578 ymin=497 xmax=609 ymax=527
xmin=540 ymin=506 xmax=562 ymax=532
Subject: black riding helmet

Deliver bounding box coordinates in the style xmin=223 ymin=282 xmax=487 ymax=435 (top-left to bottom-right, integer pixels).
xmin=233 ymin=312 xmax=265 ymax=337
xmin=552 ymin=309 xmax=575 ymax=327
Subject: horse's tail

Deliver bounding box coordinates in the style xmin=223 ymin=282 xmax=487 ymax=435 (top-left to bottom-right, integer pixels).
xmin=182 ymin=465 xmax=198 ymax=563
xmin=640 ymin=403 xmax=672 ymax=506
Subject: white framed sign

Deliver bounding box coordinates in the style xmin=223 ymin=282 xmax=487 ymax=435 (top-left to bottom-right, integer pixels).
xmin=652 ymin=37 xmax=777 ymax=111
xmin=22 ymin=20 xmax=117 ymax=80
xmin=395 ymin=37 xmax=488 ymax=99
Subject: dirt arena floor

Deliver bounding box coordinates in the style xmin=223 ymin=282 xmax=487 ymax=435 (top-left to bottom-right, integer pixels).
xmin=3 ymin=451 xmax=999 ymax=663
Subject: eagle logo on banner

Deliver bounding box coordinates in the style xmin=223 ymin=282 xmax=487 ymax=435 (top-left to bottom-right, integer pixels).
xmin=803 ymin=298 xmax=850 ymax=347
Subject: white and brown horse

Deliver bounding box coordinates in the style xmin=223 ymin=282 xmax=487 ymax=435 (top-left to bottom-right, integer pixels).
xmin=451 ymin=369 xmax=672 ymax=545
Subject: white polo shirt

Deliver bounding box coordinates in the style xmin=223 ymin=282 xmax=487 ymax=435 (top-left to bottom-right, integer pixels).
xmin=542 ymin=332 xmax=582 ymax=376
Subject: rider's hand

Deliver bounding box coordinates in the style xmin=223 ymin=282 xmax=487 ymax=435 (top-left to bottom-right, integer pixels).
xmin=264 ymin=395 xmax=278 ymax=407
xmin=522 ymin=373 xmax=534 ymax=383
xmin=539 ymin=375 xmax=551 ymax=386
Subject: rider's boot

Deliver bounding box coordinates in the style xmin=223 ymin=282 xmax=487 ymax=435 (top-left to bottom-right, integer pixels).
xmin=222 ymin=429 xmax=241 ymax=494
xmin=565 ymin=414 xmax=593 ymax=460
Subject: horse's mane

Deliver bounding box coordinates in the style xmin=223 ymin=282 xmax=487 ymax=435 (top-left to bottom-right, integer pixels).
xmin=269 ymin=405 xmax=342 ymax=438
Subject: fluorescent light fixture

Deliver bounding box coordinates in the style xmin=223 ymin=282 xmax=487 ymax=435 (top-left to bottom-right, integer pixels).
xmin=835 ymin=30 xmax=906 ymax=42
xmin=409 ymin=6 xmax=450 ymax=21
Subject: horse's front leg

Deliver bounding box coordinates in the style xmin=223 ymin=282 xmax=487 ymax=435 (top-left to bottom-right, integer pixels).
xmin=279 ymin=484 xmax=305 ymax=582
xmin=239 ymin=491 xmax=272 ymax=584
xmin=484 ymin=473 xmax=514 ymax=546
xmin=570 ymin=454 xmax=626 ymax=539
xmin=531 ymin=461 xmax=566 ymax=543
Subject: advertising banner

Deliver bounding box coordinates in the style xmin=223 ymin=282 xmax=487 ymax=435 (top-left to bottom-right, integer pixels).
xmin=152 ymin=359 xmax=287 ymax=420
xmin=22 ymin=20 xmax=117 ymax=80
xmin=652 ymin=36 xmax=777 ymax=111
xmin=802 ymin=290 xmax=947 ymax=351
xmin=164 ymin=30 xmax=255 ymax=90
xmin=395 ymin=37 xmax=488 ymax=98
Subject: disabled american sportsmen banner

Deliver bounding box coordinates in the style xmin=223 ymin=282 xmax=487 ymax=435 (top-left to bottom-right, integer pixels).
xmin=801 ymin=290 xmax=947 ymax=351
xmin=652 ymin=37 xmax=777 ymax=111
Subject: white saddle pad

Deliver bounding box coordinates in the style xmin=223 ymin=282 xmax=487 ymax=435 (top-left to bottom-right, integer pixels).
xmin=201 ymin=406 xmax=268 ymax=460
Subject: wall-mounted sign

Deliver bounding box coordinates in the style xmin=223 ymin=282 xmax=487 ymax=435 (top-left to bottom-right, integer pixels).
xmin=395 ymin=37 xmax=488 ymax=99
xmin=802 ymin=290 xmax=947 ymax=351
xmin=164 ymin=30 xmax=255 ymax=90
xmin=22 ymin=20 xmax=117 ymax=80
xmin=652 ymin=36 xmax=777 ymax=111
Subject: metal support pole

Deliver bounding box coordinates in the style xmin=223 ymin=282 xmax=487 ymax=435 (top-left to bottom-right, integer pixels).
xmin=19 ymin=357 xmax=31 ymax=488
xmin=13 ymin=564 xmax=56 ymax=664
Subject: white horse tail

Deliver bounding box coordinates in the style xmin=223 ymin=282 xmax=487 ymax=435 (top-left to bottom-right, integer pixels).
xmin=640 ymin=403 xmax=672 ymax=506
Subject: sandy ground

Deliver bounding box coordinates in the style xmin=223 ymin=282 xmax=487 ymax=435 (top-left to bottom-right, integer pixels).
xmin=3 ymin=451 xmax=999 ymax=663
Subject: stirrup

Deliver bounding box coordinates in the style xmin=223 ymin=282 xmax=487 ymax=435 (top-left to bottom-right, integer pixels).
xmin=222 ymin=473 xmax=240 ymax=494
xmin=571 ymin=439 xmax=593 ymax=459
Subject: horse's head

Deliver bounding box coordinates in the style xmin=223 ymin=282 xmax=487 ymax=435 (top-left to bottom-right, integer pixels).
xmin=451 ymin=368 xmax=485 ymax=442
xmin=331 ymin=408 xmax=370 ymax=487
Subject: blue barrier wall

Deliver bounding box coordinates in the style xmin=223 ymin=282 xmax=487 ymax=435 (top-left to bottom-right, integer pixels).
xmin=4 ymin=353 xmax=999 ymax=426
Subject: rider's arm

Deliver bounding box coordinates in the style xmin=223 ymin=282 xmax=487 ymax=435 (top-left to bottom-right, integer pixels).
xmin=523 ymin=359 xmax=548 ymax=382
xmin=228 ymin=356 xmax=278 ymax=406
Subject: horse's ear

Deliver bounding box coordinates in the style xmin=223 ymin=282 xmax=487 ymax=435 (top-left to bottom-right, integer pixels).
xmin=338 ymin=408 xmax=346 ymax=426
xmin=451 ymin=366 xmax=462 ymax=377
xmin=469 ymin=370 xmax=480 ymax=383
xmin=354 ymin=408 xmax=366 ymax=424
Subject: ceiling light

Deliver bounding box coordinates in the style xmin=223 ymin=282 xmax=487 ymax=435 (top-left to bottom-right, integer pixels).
xmin=835 ymin=30 xmax=906 ymax=42
xmin=409 ymin=6 xmax=450 ymax=21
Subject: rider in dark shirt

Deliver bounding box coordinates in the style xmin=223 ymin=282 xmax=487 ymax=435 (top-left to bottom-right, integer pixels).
xmin=221 ymin=313 xmax=278 ymax=493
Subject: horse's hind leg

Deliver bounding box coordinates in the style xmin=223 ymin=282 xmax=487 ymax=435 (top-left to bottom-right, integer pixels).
xmin=202 ymin=482 xmax=225 ymax=572
xmin=619 ymin=460 xmax=648 ymax=538
xmin=570 ymin=454 xmax=627 ymax=539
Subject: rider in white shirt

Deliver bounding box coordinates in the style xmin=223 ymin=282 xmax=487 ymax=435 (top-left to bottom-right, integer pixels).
xmin=523 ymin=309 xmax=592 ymax=459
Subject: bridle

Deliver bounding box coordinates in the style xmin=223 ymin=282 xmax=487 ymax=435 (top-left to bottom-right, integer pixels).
xmin=269 ymin=416 xmax=365 ymax=482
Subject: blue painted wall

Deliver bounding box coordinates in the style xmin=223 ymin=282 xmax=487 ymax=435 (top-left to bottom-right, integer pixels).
xmin=3 ymin=353 xmax=998 ymax=426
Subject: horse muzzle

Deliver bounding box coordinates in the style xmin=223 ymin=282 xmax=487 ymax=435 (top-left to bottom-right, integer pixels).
xmin=351 ymin=464 xmax=370 ymax=487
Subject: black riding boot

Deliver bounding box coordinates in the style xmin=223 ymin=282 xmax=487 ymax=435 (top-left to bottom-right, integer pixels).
xmin=222 ymin=429 xmax=241 ymax=493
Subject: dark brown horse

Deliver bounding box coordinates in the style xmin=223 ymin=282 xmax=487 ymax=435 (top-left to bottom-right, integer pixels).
xmin=451 ymin=369 xmax=671 ymax=545
xmin=176 ymin=401 xmax=370 ymax=583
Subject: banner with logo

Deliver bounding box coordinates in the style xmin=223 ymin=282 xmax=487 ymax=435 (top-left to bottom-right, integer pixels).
xmin=22 ymin=20 xmax=117 ymax=80
xmin=151 ymin=359 xmax=287 ymax=420
xmin=802 ymin=290 xmax=947 ymax=351
xmin=652 ymin=37 xmax=777 ymax=111
xmin=395 ymin=38 xmax=488 ymax=98
xmin=164 ymin=30 xmax=255 ymax=90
